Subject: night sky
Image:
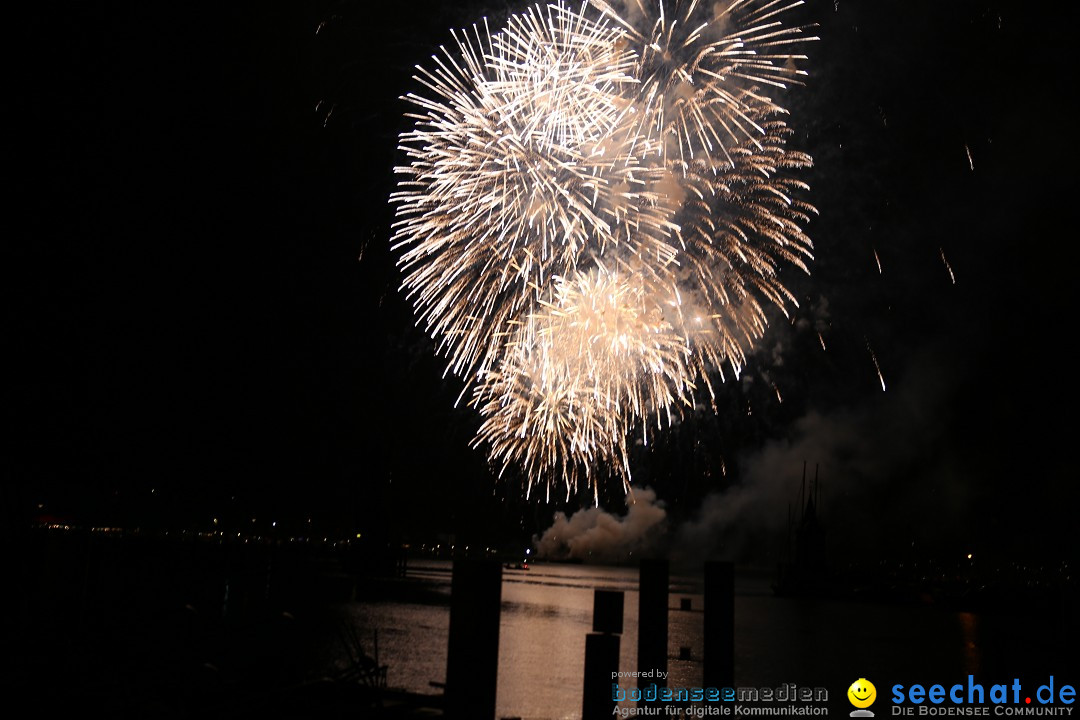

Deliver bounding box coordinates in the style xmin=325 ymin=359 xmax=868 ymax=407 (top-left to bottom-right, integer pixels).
xmin=10 ymin=0 xmax=1079 ymax=560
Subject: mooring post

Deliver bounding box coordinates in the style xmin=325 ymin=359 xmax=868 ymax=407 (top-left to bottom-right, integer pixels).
xmin=703 ymin=560 xmax=734 ymax=689
xmin=583 ymin=588 xmax=623 ymax=719
xmin=638 ymin=558 xmax=668 ymax=690
xmin=445 ymin=558 xmax=502 ymax=719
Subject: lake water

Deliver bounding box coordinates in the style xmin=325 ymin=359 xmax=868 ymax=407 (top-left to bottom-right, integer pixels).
xmin=345 ymin=561 xmax=1073 ymax=720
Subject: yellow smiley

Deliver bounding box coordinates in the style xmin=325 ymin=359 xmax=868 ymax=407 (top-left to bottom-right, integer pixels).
xmin=848 ymin=678 xmax=876 ymax=708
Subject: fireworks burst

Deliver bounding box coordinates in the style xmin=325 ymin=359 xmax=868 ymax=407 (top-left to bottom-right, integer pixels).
xmin=591 ymin=0 xmax=813 ymax=168
xmin=471 ymin=267 xmax=696 ymax=503
xmin=391 ymin=0 xmax=817 ymax=500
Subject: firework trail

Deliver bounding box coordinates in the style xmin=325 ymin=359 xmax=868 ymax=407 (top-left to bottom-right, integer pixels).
xmin=939 ymin=247 xmax=956 ymax=284
xmin=865 ymin=337 xmax=886 ymax=392
xmin=391 ymin=0 xmax=817 ymax=499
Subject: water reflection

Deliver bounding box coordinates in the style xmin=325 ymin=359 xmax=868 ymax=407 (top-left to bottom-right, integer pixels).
xmin=957 ymin=611 xmax=981 ymax=676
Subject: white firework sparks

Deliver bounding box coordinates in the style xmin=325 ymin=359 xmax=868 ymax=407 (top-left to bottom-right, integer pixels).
xmin=391 ymin=0 xmax=817 ymax=500
xmin=472 ymin=267 xmax=695 ymax=501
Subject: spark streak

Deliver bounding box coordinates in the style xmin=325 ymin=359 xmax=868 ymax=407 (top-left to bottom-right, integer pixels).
xmin=939 ymin=247 xmax=956 ymax=284
xmin=866 ymin=338 xmax=886 ymax=392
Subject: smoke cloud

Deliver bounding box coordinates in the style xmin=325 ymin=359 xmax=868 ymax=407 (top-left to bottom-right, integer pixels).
xmin=533 ymin=487 xmax=667 ymax=562
xmin=675 ymin=343 xmax=970 ymax=566
xmin=530 ymin=340 xmax=974 ymax=568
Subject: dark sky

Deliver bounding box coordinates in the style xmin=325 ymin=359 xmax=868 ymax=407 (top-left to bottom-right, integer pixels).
xmin=10 ymin=0 xmax=1079 ymax=557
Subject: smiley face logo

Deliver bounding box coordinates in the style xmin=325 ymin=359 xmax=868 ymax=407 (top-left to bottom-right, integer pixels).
xmin=848 ymin=678 xmax=877 ymax=711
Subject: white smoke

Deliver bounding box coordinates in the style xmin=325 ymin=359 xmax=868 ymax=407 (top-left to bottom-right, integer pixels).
xmin=533 ymin=486 xmax=667 ymax=562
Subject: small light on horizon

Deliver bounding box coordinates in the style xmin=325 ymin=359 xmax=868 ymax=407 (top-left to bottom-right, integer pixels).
xmin=967 ymin=553 xmax=973 ymax=560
